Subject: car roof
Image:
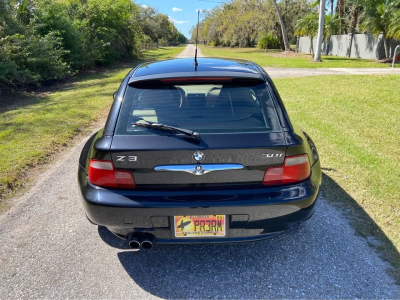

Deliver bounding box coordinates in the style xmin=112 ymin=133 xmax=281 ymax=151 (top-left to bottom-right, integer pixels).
xmin=129 ymin=57 xmax=265 ymax=84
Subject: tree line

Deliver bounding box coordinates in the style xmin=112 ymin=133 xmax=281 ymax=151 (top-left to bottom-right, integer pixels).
xmin=190 ymin=0 xmax=312 ymax=50
xmin=191 ymin=0 xmax=400 ymax=58
xmin=0 ymin=0 xmax=187 ymax=90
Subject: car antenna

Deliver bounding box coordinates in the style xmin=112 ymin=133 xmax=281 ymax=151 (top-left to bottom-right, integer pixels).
xmin=194 ymin=9 xmax=200 ymax=70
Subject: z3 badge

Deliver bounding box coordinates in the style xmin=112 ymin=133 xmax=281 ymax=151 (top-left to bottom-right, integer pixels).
xmin=116 ymin=156 xmax=137 ymax=162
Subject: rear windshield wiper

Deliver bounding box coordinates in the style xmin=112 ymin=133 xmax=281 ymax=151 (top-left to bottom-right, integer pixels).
xmin=132 ymin=122 xmax=200 ymax=141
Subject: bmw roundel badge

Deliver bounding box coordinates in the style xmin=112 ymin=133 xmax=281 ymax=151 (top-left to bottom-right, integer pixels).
xmin=193 ymin=151 xmax=204 ymax=162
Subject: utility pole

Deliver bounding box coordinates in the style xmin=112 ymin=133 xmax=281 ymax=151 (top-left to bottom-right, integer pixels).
xmin=314 ymin=0 xmax=326 ymax=62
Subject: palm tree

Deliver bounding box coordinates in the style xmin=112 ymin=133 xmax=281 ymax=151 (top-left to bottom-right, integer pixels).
xmin=328 ymin=0 xmax=334 ymax=16
xmin=348 ymin=0 xmax=362 ymax=34
xmin=314 ymin=0 xmax=326 ymax=62
xmin=360 ymin=2 xmax=393 ymax=58
xmin=16 ymin=0 xmax=34 ymax=25
xmin=388 ymin=5 xmax=400 ymax=40
xmin=271 ymin=0 xmax=291 ymax=51
xmin=295 ymin=13 xmax=319 ymax=55
xmin=337 ymin=0 xmax=345 ymax=33
xmin=324 ymin=14 xmax=340 ymax=54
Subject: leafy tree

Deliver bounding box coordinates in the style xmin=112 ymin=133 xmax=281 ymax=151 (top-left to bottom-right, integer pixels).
xmin=0 ymin=1 xmax=14 ymax=37
xmin=139 ymin=5 xmax=186 ymax=47
xmin=139 ymin=6 xmax=159 ymax=44
xmin=191 ymin=0 xmax=312 ymax=50
xmin=0 ymin=0 xmax=183 ymax=91
xmin=32 ymin=0 xmax=85 ymax=68
xmin=278 ymin=0 xmax=312 ymax=43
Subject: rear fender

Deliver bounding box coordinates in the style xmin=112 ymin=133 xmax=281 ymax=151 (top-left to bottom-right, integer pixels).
xmin=78 ymin=129 xmax=112 ymax=174
xmin=285 ymin=126 xmax=319 ymax=167
xmin=285 ymin=127 xmax=321 ymax=188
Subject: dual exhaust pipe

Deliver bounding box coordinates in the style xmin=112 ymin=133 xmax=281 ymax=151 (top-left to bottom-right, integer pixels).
xmin=128 ymin=233 xmax=155 ymax=250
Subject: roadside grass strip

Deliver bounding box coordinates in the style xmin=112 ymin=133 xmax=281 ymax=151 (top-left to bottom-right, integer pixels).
xmin=0 ymin=46 xmax=185 ymax=205
xmin=199 ymin=46 xmax=392 ymax=68
xmin=275 ymin=74 xmax=400 ymax=283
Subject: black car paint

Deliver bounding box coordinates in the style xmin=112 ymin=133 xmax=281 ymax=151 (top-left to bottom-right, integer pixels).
xmin=78 ymin=57 xmax=321 ymax=245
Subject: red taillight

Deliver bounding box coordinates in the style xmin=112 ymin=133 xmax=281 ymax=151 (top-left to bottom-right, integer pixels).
xmin=88 ymin=159 xmax=136 ymax=189
xmin=263 ymin=154 xmax=310 ymax=186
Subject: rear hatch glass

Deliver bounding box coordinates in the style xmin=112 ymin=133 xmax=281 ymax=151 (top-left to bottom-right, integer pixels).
xmin=115 ymin=82 xmax=282 ymax=135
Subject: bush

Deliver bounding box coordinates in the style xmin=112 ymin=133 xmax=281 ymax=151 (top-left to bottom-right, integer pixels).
xmin=0 ymin=32 xmax=71 ymax=88
xmin=258 ymin=33 xmax=281 ymax=50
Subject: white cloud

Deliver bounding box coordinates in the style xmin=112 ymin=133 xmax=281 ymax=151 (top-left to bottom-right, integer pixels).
xmin=172 ymin=7 xmax=183 ymax=12
xmin=168 ymin=16 xmax=189 ymax=24
xmin=141 ymin=4 xmax=148 ymax=8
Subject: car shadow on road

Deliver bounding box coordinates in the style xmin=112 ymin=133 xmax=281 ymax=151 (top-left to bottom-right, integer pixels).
xmin=98 ymin=172 xmax=400 ymax=299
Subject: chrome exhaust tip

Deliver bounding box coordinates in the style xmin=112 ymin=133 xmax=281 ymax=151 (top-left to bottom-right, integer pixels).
xmin=128 ymin=234 xmax=141 ymax=250
xmin=141 ymin=234 xmax=155 ymax=249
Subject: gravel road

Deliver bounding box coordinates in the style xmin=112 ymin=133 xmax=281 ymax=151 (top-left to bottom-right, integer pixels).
xmin=265 ymin=66 xmax=400 ymax=78
xmin=177 ymin=44 xmax=400 ymax=78
xmin=1 ymin=45 xmax=399 ymax=299
xmin=176 ymin=44 xmax=205 ymax=58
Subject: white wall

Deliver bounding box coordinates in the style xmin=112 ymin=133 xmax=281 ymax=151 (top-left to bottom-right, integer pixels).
xmin=296 ymin=33 xmax=400 ymax=60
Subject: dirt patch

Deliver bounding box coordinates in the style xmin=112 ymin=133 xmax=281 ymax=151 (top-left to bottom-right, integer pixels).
xmin=269 ymin=51 xmax=311 ymax=58
xmin=376 ymin=58 xmax=399 ymax=64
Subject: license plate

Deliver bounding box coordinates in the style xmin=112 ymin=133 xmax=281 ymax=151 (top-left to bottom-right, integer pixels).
xmin=174 ymin=215 xmax=226 ymax=238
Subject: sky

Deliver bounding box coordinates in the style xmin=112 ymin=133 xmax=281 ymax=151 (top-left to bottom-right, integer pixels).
xmin=136 ymin=0 xmax=221 ymax=38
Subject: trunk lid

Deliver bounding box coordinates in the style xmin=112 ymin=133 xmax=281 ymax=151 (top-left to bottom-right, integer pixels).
xmin=111 ymin=132 xmax=287 ymax=187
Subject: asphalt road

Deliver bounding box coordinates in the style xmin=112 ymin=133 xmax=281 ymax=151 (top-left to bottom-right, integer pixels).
xmin=1 ymin=45 xmax=399 ymax=299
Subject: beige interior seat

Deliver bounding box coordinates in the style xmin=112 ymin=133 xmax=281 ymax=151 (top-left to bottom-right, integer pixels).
xmin=205 ymin=88 xmax=222 ymax=107
xmin=133 ymin=88 xmax=182 ymax=123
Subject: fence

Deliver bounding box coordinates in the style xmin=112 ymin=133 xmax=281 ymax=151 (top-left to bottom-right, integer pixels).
xmin=296 ymin=33 xmax=400 ymax=60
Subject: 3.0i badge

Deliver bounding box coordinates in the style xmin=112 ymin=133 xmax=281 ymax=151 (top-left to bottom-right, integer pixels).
xmin=193 ymin=151 xmax=204 ymax=162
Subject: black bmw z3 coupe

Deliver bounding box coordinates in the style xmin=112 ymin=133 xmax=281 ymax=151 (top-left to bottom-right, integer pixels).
xmin=78 ymin=57 xmax=321 ymax=249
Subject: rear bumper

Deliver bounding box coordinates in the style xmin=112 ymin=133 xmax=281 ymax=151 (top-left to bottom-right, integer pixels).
xmin=78 ymin=161 xmax=321 ymax=244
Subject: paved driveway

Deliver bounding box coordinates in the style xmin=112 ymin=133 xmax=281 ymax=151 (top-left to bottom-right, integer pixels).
xmin=265 ymin=66 xmax=400 ymax=78
xmin=0 ymin=45 xmax=399 ymax=299
xmin=176 ymin=44 xmax=205 ymax=58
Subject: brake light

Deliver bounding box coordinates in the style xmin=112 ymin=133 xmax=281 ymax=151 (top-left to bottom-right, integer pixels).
xmin=88 ymin=159 xmax=135 ymax=189
xmin=161 ymin=77 xmax=231 ymax=82
xmin=263 ymin=154 xmax=310 ymax=186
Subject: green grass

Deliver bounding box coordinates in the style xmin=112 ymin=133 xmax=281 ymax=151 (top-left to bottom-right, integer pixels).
xmin=0 ymin=46 xmax=185 ymax=204
xmin=199 ymin=46 xmax=391 ymax=68
xmin=140 ymin=45 xmax=187 ymax=60
xmin=275 ymin=75 xmax=400 ymax=282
